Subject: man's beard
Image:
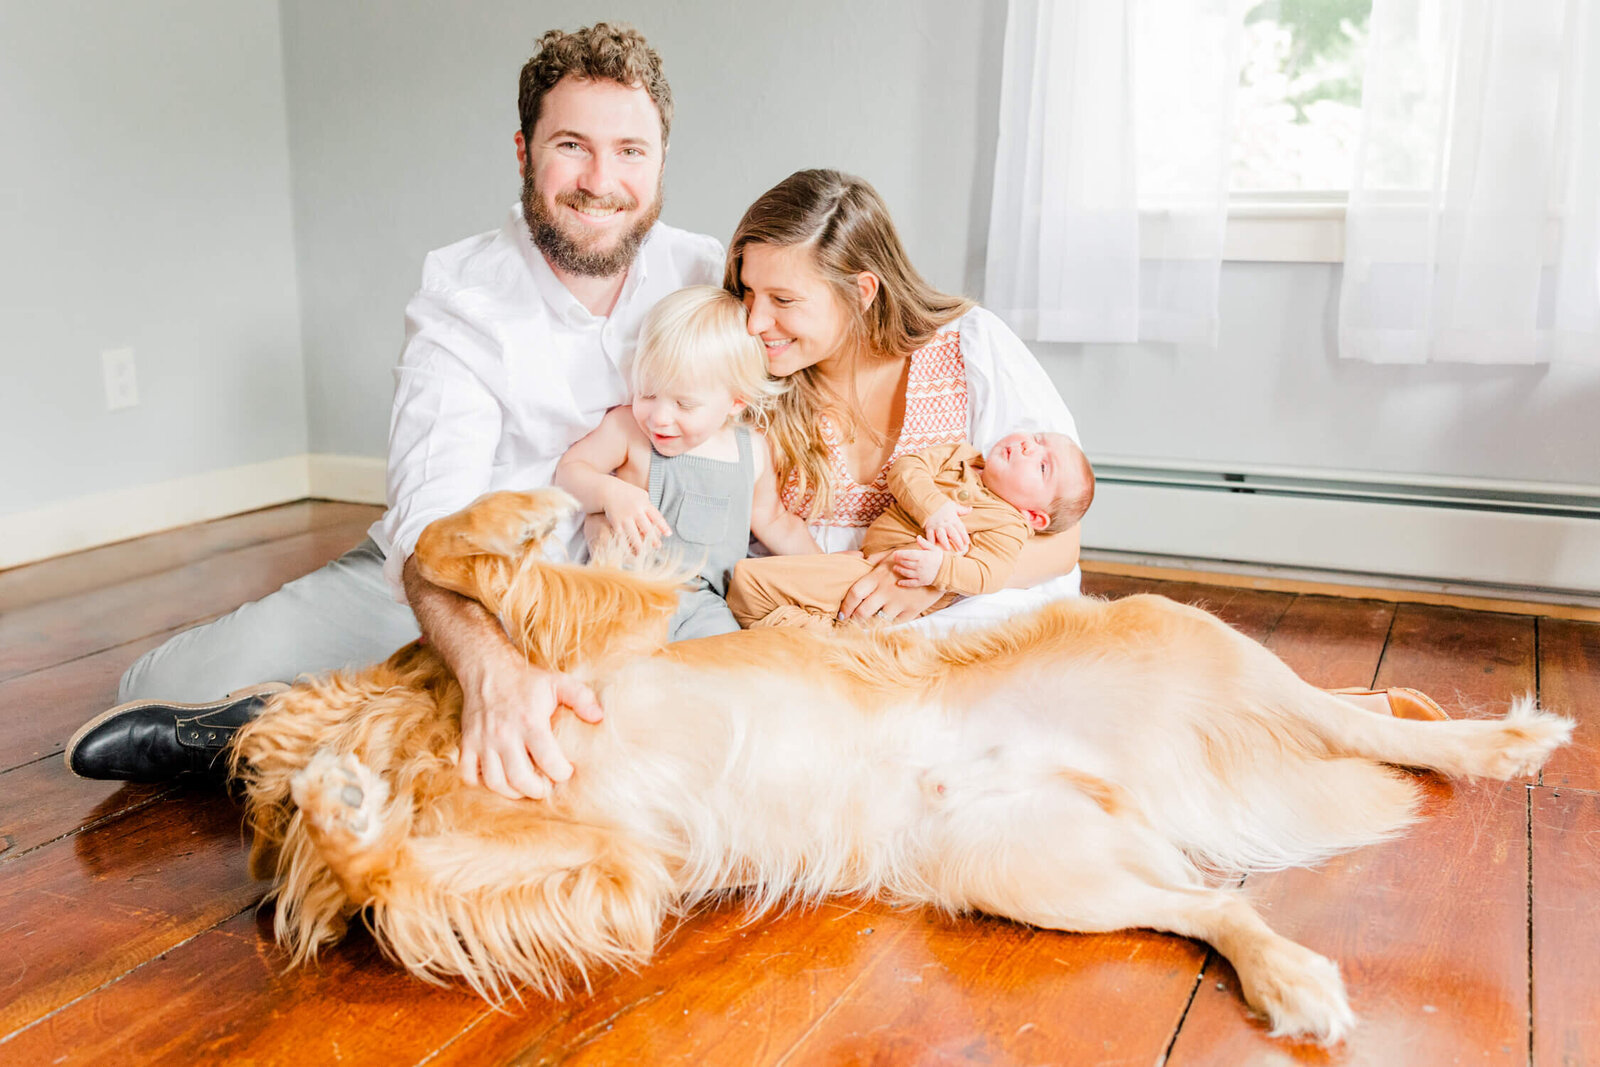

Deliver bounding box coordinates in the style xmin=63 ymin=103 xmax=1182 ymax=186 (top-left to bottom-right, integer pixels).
xmin=523 ymin=170 xmax=663 ymax=278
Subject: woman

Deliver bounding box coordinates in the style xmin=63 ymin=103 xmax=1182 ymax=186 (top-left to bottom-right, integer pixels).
xmin=721 ymin=169 xmax=1446 ymax=721
xmin=724 ymin=169 xmax=1083 ymax=629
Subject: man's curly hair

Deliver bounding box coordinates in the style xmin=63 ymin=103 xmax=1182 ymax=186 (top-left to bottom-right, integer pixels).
xmin=518 ymin=23 xmax=673 ymax=145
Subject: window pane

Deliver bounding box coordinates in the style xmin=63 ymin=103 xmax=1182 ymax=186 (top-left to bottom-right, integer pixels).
xmin=1230 ymin=0 xmax=1372 ymax=194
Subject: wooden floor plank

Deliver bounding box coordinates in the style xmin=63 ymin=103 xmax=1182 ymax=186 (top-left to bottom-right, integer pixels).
xmin=0 ymin=758 xmax=173 ymax=860
xmin=5 ymin=510 xmax=1591 ymax=1065
xmin=1080 ymin=571 xmax=1167 ymax=600
xmin=0 ymin=789 xmax=263 ymax=1036
xmin=0 ymin=627 xmax=183 ymax=772
xmin=1537 ymin=618 xmax=1600 ymax=792
xmin=776 ymin=916 xmax=1205 ymax=1066
xmin=1262 ymin=595 xmax=1396 ymax=690
xmin=425 ymin=902 xmax=918 ymax=1066
xmin=0 ymin=911 xmax=488 ymax=1066
xmin=0 ymin=518 xmax=375 ymax=682
xmin=1168 ymin=780 xmax=1530 ymax=1066
xmin=0 ymin=502 xmax=381 ymax=614
xmin=1375 ymin=603 xmax=1539 ymax=719
xmin=1531 ymin=786 xmax=1600 ymax=1066
xmin=1081 ymin=572 xmax=1294 ymax=643
xmin=1168 ymin=601 xmax=1540 ymax=1064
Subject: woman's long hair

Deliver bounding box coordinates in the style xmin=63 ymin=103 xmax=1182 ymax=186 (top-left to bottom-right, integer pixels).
xmin=724 ymin=170 xmax=974 ymax=519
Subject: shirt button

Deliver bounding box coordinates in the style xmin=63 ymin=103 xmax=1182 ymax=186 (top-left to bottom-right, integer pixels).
xmin=957 ymin=490 xmax=971 ymax=501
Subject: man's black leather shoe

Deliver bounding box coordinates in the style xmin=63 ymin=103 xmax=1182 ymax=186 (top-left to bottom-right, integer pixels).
xmin=65 ymin=683 xmax=290 ymax=782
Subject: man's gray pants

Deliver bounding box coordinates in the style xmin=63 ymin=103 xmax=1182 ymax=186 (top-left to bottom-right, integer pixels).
xmin=118 ymin=538 xmax=422 ymax=703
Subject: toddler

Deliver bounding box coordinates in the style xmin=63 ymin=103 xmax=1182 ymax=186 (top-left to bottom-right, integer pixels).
xmin=726 ymin=431 xmax=1094 ymax=631
xmin=555 ymin=286 xmax=819 ymax=641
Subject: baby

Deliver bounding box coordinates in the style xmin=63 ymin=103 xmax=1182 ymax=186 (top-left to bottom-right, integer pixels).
xmin=555 ymin=285 xmax=819 ymax=641
xmin=726 ymin=431 xmax=1094 ymax=631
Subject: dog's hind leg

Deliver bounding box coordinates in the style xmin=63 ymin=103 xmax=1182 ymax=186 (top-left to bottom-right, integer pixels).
xmin=965 ymin=814 xmax=1354 ymax=1045
xmin=1273 ymin=686 xmax=1572 ymax=781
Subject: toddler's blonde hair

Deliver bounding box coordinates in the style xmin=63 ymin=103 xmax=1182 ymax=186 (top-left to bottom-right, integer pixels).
xmin=631 ymin=286 xmax=785 ymax=427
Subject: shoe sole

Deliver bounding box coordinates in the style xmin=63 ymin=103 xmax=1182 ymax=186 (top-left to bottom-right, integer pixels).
xmin=64 ymin=682 xmax=292 ymax=780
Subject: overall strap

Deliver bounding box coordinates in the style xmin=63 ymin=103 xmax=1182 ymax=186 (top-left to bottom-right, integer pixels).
xmin=735 ymin=425 xmax=753 ymax=479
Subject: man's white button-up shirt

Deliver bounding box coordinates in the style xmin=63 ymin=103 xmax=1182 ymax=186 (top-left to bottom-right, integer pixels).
xmin=370 ymin=206 xmax=724 ymax=598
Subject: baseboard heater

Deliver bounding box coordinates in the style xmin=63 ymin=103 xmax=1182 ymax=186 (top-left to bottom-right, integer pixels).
xmin=1083 ymin=462 xmax=1600 ymax=598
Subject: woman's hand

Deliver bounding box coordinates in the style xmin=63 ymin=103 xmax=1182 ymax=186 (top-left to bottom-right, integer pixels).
xmin=838 ymin=553 xmax=943 ymax=622
xmin=603 ymin=482 xmax=672 ymax=553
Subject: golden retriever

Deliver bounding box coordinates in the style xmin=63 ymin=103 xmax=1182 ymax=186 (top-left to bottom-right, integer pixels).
xmin=233 ymin=488 xmax=1572 ymax=1045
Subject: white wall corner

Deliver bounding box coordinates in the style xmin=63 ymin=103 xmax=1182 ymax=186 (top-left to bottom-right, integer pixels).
xmin=0 ymin=455 xmax=313 ymax=569
xmin=307 ymin=454 xmax=386 ymax=505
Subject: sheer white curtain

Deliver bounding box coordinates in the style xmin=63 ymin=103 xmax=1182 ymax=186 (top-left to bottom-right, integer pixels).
xmin=985 ymin=0 xmax=1244 ymax=346
xmin=1340 ymin=0 xmax=1600 ymax=364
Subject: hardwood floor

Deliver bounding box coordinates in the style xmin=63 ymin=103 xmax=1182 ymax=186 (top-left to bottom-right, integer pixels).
xmin=1 ymin=501 xmax=1595 ymax=1065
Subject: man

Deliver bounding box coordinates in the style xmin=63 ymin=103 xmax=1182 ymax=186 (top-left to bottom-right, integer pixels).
xmin=66 ymin=23 xmax=722 ymax=801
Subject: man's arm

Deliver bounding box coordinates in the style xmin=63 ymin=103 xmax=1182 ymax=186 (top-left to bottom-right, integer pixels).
xmin=402 ymin=554 xmax=601 ymax=801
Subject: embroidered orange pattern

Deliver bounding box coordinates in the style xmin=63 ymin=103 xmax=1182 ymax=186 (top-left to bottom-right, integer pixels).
xmin=781 ymin=331 xmax=968 ymax=528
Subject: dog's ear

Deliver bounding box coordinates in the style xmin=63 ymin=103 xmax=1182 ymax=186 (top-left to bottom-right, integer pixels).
xmin=413 ymin=489 xmax=578 ymax=606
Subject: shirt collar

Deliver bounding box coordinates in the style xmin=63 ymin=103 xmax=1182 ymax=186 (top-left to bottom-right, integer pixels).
xmin=509 ymin=205 xmax=657 ymax=326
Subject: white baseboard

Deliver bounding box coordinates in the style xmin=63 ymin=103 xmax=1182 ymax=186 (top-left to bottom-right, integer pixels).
xmin=0 ymin=453 xmax=388 ymax=569
xmin=11 ymin=455 xmax=1598 ymax=596
xmin=307 ymin=454 xmax=386 ymax=504
xmin=1085 ymin=482 xmax=1600 ymax=596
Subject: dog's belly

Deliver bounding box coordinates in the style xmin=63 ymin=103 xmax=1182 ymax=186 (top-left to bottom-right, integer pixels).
xmin=560 ymin=658 xmax=1143 ymax=903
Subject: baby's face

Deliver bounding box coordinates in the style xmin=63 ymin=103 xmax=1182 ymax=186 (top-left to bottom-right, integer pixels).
xmin=631 ymin=380 xmax=742 ymax=456
xmin=980 ymin=431 xmax=1076 ymax=515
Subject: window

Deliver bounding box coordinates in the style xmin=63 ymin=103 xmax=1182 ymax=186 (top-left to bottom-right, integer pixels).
xmin=1231 ymin=0 xmax=1373 ymax=196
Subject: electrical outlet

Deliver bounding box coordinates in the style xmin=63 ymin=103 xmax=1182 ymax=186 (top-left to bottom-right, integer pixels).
xmin=102 ymin=348 xmax=139 ymax=410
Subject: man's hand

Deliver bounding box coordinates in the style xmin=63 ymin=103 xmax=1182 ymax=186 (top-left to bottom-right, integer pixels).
xmin=603 ymin=481 xmax=672 ymax=553
xmin=892 ymin=536 xmax=944 ymax=588
xmin=457 ymin=639 xmax=603 ymax=800
xmin=923 ymin=500 xmax=972 ymax=554
xmin=838 ymin=552 xmax=944 ymax=623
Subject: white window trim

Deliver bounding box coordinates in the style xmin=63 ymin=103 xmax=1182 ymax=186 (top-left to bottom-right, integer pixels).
xmin=1136 ymin=191 xmax=1348 ymax=265
xmin=1223 ymin=195 xmax=1347 ymax=263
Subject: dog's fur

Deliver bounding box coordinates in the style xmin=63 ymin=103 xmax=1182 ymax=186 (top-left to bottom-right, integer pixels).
xmin=234 ymin=489 xmax=1572 ymax=1045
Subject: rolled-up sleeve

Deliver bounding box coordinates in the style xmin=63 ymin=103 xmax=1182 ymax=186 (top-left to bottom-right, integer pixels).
xmin=377 ymin=288 xmax=504 ymax=599
xmin=961 ymin=307 xmax=1080 ymax=452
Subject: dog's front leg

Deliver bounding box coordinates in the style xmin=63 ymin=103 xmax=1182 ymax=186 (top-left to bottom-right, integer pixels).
xmin=413 ymin=488 xmax=578 ymax=601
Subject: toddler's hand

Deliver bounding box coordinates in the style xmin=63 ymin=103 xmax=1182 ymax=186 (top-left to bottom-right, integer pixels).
xmin=603 ymin=483 xmax=672 ymax=553
xmin=923 ymin=500 xmax=972 ymax=555
xmin=892 ymin=536 xmax=944 ymax=588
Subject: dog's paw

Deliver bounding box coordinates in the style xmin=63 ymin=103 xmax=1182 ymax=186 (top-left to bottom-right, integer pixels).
xmin=290 ymin=750 xmax=390 ymax=847
xmin=1472 ymin=696 xmax=1574 ymax=779
xmin=1241 ymin=941 xmax=1355 ymax=1046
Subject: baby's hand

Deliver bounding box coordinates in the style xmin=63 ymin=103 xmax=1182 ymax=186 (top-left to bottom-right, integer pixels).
xmin=603 ymin=482 xmax=672 ymax=553
xmin=923 ymin=500 xmax=972 ymax=555
xmin=892 ymin=536 xmax=944 ymax=588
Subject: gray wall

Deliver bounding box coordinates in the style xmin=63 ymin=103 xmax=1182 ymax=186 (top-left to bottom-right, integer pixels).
xmin=281 ymin=0 xmax=1600 ymax=488
xmin=281 ymin=0 xmax=1000 ymax=458
xmin=1 ymin=0 xmax=307 ymax=516
xmin=7 ymin=1 xmax=1595 ymax=523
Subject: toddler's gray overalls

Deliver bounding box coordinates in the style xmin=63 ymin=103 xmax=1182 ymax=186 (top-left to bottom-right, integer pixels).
xmin=648 ymin=426 xmax=753 ymax=641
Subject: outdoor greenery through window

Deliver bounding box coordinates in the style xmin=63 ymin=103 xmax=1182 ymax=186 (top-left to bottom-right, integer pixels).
xmin=1230 ymin=0 xmax=1373 ymax=196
